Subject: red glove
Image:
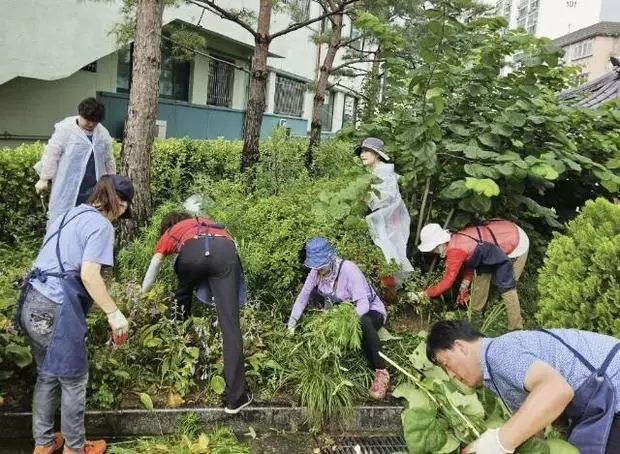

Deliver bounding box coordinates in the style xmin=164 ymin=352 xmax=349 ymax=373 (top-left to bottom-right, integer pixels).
xmin=456 ymin=286 xmax=470 ymax=305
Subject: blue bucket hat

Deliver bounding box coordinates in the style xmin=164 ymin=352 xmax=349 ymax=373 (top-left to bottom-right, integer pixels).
xmin=304 ymin=236 xmax=337 ymax=269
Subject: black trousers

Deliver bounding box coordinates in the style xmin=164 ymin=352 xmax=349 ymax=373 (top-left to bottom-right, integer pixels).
xmin=175 ymin=236 xmax=246 ymax=407
xmin=361 ymin=310 xmax=385 ymax=370
xmin=606 ymin=414 xmax=620 ymax=453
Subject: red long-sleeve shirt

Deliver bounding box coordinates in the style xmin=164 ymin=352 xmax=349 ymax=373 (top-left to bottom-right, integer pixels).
xmin=424 ymin=220 xmax=519 ymax=298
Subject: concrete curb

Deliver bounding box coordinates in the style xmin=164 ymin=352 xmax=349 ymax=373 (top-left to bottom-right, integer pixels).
xmin=0 ymin=405 xmax=405 ymax=439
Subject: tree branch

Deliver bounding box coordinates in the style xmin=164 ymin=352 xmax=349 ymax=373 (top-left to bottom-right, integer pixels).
xmin=337 ymin=34 xmax=364 ymax=49
xmin=188 ymin=0 xmax=258 ymax=37
xmin=270 ymin=0 xmax=359 ymax=40
xmin=331 ymin=58 xmax=385 ymax=72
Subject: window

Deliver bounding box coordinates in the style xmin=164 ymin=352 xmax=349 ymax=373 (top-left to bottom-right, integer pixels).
xmin=349 ymin=25 xmax=365 ymax=51
xmin=117 ymin=43 xmax=190 ymax=102
xmin=207 ymin=55 xmax=235 ymax=107
xmin=274 ymin=75 xmax=305 ymax=117
xmin=116 ymin=46 xmax=133 ymax=93
xmin=321 ymin=16 xmax=331 ymax=33
xmin=572 ymin=40 xmax=593 ymax=60
xmin=160 ymin=42 xmax=190 ymax=101
xmin=320 ymin=91 xmax=335 ymax=132
xmin=342 ymin=95 xmax=358 ymax=126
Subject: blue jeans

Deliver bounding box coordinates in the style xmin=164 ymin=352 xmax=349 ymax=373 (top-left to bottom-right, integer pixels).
xmin=20 ymin=288 xmax=88 ymax=450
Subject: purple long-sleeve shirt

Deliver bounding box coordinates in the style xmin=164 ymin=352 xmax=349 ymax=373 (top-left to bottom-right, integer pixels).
xmin=287 ymin=259 xmax=387 ymax=326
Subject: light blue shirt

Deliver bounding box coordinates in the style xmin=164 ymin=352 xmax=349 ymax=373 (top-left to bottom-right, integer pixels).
xmin=481 ymin=329 xmax=620 ymax=414
xmin=31 ymin=204 xmax=114 ymax=304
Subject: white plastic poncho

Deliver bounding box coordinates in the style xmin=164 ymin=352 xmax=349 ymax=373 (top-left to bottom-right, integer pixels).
xmin=365 ymin=162 xmax=414 ymax=279
xmin=34 ymin=116 xmax=116 ymax=226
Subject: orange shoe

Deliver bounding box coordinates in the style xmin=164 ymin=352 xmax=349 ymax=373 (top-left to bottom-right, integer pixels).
xmin=63 ymin=440 xmax=107 ymax=454
xmin=34 ymin=432 xmax=64 ymax=454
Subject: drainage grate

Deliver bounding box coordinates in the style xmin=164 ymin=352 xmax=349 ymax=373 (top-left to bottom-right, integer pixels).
xmin=321 ymin=436 xmax=407 ymax=454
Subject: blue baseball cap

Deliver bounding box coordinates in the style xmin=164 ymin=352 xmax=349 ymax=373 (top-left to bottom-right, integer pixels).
xmin=304 ymin=236 xmax=337 ymax=269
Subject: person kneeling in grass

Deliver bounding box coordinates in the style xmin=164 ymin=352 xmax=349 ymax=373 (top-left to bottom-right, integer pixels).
xmin=140 ymin=211 xmax=251 ymax=414
xmin=287 ymin=236 xmax=391 ymax=399
xmin=427 ymin=320 xmax=620 ymax=454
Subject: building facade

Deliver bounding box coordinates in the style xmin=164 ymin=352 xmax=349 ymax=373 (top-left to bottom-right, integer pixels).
xmin=0 ymin=0 xmax=364 ymax=146
xmin=487 ymin=0 xmax=620 ymax=39
xmin=554 ymin=22 xmax=620 ymax=83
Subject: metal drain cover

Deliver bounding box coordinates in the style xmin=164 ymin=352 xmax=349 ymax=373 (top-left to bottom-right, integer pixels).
xmin=321 ymin=436 xmax=407 ymax=453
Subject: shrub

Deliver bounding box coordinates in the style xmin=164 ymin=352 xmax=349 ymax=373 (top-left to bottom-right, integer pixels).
xmin=536 ymin=198 xmax=620 ymax=335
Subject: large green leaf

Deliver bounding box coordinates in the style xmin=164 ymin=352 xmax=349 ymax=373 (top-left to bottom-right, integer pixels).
xmin=459 ymin=194 xmax=492 ymax=213
xmin=437 ymin=434 xmax=461 ymax=454
xmin=478 ymin=133 xmax=500 ymax=149
xmin=416 ymin=141 xmax=438 ymax=170
xmin=530 ymin=163 xmax=559 ymax=180
xmin=4 ymin=344 xmax=32 ymax=368
xmin=464 ymin=164 xmax=500 ymax=179
xmin=446 ymin=390 xmax=485 ymax=418
xmin=449 ymin=124 xmax=472 ymax=137
xmin=502 ymin=111 xmax=527 ymax=127
xmin=463 ymin=143 xmax=500 ymax=160
xmin=491 ymin=122 xmax=513 ymax=137
xmin=402 ymin=407 xmax=449 ymax=454
xmin=440 ymin=180 xmax=469 ymax=199
xmin=465 ymin=177 xmax=500 ymax=197
xmin=546 ymin=439 xmax=579 ymax=453
xmin=517 ymin=437 xmax=550 ymax=454
xmin=393 ymin=382 xmax=432 ymax=408
xmin=409 ymin=341 xmax=435 ymax=370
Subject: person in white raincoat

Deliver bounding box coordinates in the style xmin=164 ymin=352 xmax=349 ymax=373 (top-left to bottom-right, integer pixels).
xmin=357 ymin=138 xmax=413 ymax=303
xmin=34 ymin=97 xmax=116 ymax=228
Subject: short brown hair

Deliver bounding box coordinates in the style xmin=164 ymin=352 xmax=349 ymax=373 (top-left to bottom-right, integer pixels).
xmin=160 ymin=211 xmax=192 ymax=236
xmin=88 ymin=175 xmax=124 ymax=218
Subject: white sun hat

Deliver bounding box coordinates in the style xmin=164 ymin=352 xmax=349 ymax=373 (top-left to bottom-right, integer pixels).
xmin=418 ymin=223 xmax=452 ymax=252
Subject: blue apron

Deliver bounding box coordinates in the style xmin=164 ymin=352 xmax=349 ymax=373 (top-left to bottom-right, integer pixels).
xmin=539 ymin=329 xmax=620 ymax=454
xmin=15 ymin=209 xmax=95 ymax=378
xmin=486 ymin=331 xmax=620 ymax=454
xmin=457 ymin=225 xmax=516 ymax=290
xmin=168 ymin=218 xmax=247 ymax=308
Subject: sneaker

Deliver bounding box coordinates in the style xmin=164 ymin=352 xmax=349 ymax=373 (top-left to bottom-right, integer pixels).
xmin=34 ymin=432 xmax=64 ymax=454
xmin=224 ymin=393 xmax=253 ymax=415
xmin=63 ymin=440 xmax=106 ymax=454
xmin=369 ymin=369 xmax=390 ymax=400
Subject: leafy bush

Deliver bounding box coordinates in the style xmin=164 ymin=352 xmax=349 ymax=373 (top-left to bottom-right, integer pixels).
xmin=536 ymin=198 xmax=620 ymax=335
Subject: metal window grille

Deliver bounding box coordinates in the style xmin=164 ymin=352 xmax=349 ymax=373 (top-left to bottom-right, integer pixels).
xmin=207 ymin=55 xmax=235 ymax=107
xmin=274 ymin=75 xmax=305 ymax=117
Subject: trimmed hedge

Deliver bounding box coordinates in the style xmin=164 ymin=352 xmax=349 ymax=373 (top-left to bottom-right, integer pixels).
xmin=0 ymin=132 xmax=353 ymax=244
xmin=536 ymin=198 xmax=620 ymax=335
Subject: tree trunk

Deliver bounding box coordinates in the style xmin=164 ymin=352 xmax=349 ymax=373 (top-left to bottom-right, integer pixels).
xmin=120 ymin=0 xmax=165 ymax=242
xmin=241 ymin=0 xmax=272 ymax=172
xmin=306 ymin=13 xmax=343 ymax=169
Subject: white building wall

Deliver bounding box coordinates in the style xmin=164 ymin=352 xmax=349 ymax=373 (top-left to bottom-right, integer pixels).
xmin=0 ymin=0 xmax=367 ymax=139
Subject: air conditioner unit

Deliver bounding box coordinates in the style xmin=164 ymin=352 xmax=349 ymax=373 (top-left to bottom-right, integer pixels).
xmin=155 ymin=120 xmax=167 ymax=138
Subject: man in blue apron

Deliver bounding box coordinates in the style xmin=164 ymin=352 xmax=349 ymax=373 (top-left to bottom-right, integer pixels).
xmin=425 ymin=320 xmax=620 ymax=454
xmin=17 ymin=175 xmax=133 ymax=454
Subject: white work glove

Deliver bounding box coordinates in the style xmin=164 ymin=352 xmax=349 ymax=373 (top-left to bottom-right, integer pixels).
xmin=287 ymin=319 xmax=297 ymax=336
xmin=35 ymin=179 xmax=49 ymax=195
xmin=465 ymin=429 xmax=514 ymax=454
xmin=107 ymin=308 xmax=129 ymax=345
xmin=408 ymin=291 xmax=428 ymax=303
